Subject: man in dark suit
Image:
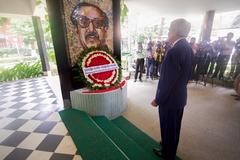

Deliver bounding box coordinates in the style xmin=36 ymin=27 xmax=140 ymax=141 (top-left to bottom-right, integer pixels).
xmin=151 ymin=19 xmax=193 ymax=160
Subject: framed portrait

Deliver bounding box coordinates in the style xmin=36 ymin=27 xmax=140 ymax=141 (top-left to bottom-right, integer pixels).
xmin=62 ymin=0 xmax=114 ymax=66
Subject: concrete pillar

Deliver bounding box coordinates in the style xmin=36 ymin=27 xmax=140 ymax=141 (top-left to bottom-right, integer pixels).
xmin=199 ymin=10 xmax=215 ymax=42
xmin=46 ymin=0 xmax=73 ymax=108
xmin=32 ymin=16 xmax=51 ymax=75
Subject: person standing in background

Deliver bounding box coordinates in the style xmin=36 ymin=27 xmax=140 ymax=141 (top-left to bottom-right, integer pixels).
xmin=164 ymin=41 xmax=172 ymax=54
xmin=190 ymin=37 xmax=198 ymax=80
xmin=203 ymin=42 xmax=214 ymax=75
xmin=189 ymin=37 xmax=198 ymax=55
xmin=134 ymin=42 xmax=145 ymax=82
xmin=146 ymin=42 xmax=155 ymax=80
xmin=207 ymin=37 xmax=223 ymax=76
xmin=230 ymin=38 xmax=240 ymax=79
xmin=212 ymin=33 xmax=235 ymax=80
xmin=155 ymin=41 xmax=165 ymax=77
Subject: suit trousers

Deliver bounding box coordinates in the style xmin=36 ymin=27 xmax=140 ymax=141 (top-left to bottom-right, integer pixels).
xmin=159 ymin=106 xmax=184 ymax=160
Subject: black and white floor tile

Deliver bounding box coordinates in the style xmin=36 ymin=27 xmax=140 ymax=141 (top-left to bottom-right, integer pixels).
xmin=0 ymin=77 xmax=82 ymax=160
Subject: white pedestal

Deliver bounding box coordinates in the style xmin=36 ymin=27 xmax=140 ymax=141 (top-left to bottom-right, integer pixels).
xmin=70 ymin=82 xmax=127 ymax=120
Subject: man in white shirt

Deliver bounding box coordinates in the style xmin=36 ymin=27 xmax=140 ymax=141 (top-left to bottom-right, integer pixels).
xmin=212 ymin=32 xmax=235 ymax=79
xmin=134 ymin=42 xmax=145 ymax=82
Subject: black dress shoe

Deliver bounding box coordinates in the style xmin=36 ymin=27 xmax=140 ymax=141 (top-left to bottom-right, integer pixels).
xmin=153 ymin=148 xmax=166 ymax=159
xmin=153 ymin=148 xmax=162 ymax=153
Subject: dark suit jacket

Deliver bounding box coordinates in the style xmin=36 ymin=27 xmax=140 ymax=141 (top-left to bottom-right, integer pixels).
xmin=155 ymin=39 xmax=193 ymax=109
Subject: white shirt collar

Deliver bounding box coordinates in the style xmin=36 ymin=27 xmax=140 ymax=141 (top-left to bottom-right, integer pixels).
xmin=173 ymin=37 xmax=185 ymax=47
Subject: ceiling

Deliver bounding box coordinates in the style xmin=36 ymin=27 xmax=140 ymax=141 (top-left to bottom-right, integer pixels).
xmin=126 ymin=0 xmax=240 ymax=16
xmin=0 ymin=0 xmax=36 ymax=16
xmin=0 ymin=0 xmax=239 ymax=17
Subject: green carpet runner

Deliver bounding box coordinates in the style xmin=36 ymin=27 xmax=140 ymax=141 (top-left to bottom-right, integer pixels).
xmin=59 ymin=109 xmax=128 ymax=160
xmin=112 ymin=117 xmax=181 ymax=160
xmin=60 ymin=109 xmax=182 ymax=160
xmin=112 ymin=116 xmax=161 ymax=159
xmin=93 ymin=116 xmax=156 ymax=160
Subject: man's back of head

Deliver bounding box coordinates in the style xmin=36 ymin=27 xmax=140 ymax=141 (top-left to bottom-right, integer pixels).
xmin=168 ymin=18 xmax=191 ymax=44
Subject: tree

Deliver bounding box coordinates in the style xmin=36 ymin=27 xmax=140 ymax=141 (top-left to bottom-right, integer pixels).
xmin=121 ymin=1 xmax=129 ymax=24
xmin=11 ymin=19 xmax=36 ymax=48
xmin=0 ymin=17 xmax=10 ymax=26
xmin=137 ymin=33 xmax=147 ymax=43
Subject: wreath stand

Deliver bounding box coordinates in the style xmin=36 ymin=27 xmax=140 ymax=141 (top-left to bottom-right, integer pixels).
xmin=70 ymin=81 xmax=127 ymax=120
xmin=70 ymin=47 xmax=127 ymax=119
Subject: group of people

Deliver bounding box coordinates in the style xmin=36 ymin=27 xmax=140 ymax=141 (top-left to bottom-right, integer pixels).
xmin=139 ymin=20 xmax=240 ymax=160
xmin=191 ymin=33 xmax=240 ymax=82
xmin=134 ymin=40 xmax=171 ymax=82
xmin=134 ymin=32 xmax=240 ymax=84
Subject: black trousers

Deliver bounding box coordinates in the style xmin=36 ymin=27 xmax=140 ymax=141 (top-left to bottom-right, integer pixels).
xmin=159 ymin=106 xmax=184 ymax=160
xmin=134 ymin=58 xmax=144 ymax=80
xmin=208 ymin=57 xmax=217 ymax=75
xmin=191 ymin=56 xmax=197 ymax=80
xmin=154 ymin=61 xmax=160 ymax=77
xmin=233 ymin=62 xmax=240 ymax=79
xmin=230 ymin=54 xmax=240 ymax=78
xmin=203 ymin=56 xmax=211 ymax=75
xmin=194 ymin=57 xmax=205 ymax=81
xmin=213 ymin=54 xmax=230 ymax=79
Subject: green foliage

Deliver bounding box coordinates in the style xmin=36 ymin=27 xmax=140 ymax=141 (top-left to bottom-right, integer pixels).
xmin=0 ymin=17 xmax=10 ymax=26
xmin=0 ymin=61 xmax=43 ymax=82
xmin=120 ymin=1 xmax=129 ymax=24
xmin=42 ymin=14 xmax=53 ymax=46
xmin=11 ymin=19 xmax=35 ymax=46
xmin=36 ymin=0 xmax=42 ymax=5
xmin=0 ymin=48 xmax=32 ymax=57
xmin=0 ymin=48 xmax=18 ymax=57
xmin=35 ymin=0 xmax=53 ymax=48
xmin=137 ymin=33 xmax=147 ymax=43
xmin=47 ymin=48 xmax=56 ymax=64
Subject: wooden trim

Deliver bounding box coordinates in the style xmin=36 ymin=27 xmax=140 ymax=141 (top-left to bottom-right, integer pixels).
xmin=112 ymin=0 xmax=121 ymax=62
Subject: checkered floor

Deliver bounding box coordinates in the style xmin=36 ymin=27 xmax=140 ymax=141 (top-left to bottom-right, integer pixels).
xmin=0 ymin=77 xmax=82 ymax=160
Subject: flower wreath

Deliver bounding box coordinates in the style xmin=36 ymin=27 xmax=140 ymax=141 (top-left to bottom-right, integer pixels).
xmin=76 ymin=47 xmax=122 ymax=90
